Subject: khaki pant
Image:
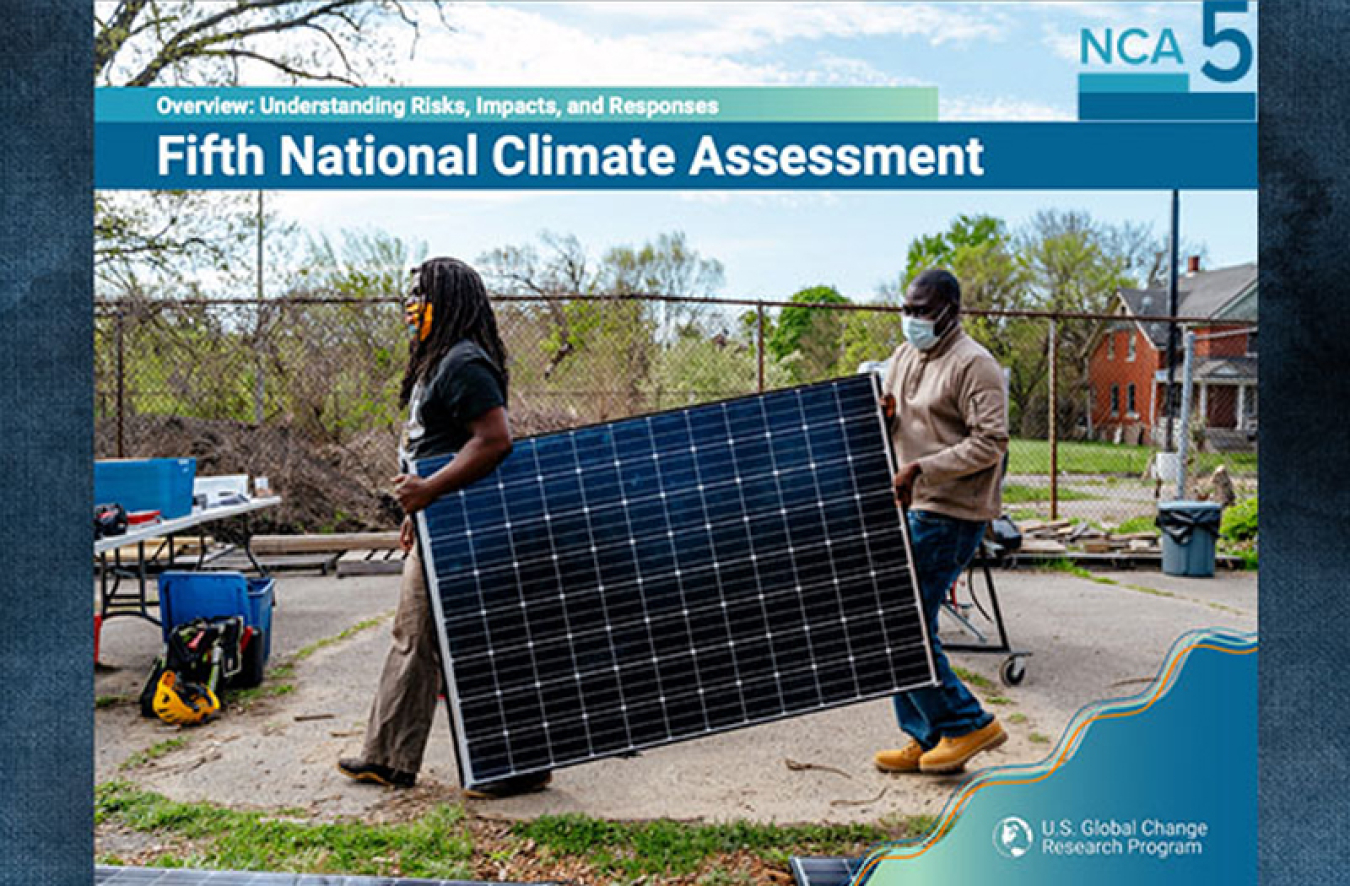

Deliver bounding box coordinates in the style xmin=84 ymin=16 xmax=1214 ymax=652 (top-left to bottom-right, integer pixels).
xmin=360 ymin=545 xmax=445 ymax=774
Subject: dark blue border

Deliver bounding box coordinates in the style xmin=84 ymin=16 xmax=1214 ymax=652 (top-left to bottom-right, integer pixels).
xmin=5 ymin=1 xmax=1347 ymax=883
xmin=1259 ymin=3 xmax=1350 ymax=884
xmin=0 ymin=1 xmax=92 ymax=882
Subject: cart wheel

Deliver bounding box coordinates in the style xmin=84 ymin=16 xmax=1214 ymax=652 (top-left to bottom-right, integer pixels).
xmin=1000 ymin=656 xmax=1026 ymax=687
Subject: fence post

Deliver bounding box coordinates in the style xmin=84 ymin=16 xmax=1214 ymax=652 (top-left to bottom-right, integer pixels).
xmin=756 ymin=302 xmax=766 ymax=394
xmin=1176 ymin=330 xmax=1196 ymax=500
xmin=253 ymin=190 xmax=266 ymax=425
xmin=115 ymin=307 xmax=126 ymax=458
xmin=1048 ymin=317 xmax=1059 ymax=520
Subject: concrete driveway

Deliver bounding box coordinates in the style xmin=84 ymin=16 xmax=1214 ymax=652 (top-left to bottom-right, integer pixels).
xmin=95 ymin=564 xmax=1256 ymax=825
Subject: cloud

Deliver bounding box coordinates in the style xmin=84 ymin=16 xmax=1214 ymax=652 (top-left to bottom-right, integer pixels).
xmin=383 ymin=2 xmax=1008 ymax=87
xmin=561 ymin=2 xmax=1011 ymax=52
xmin=942 ymin=94 xmax=1072 ymax=121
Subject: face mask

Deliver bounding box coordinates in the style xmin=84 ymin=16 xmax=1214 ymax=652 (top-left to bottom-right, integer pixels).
xmin=903 ymin=311 xmax=946 ymax=351
xmin=405 ymin=301 xmax=433 ymax=341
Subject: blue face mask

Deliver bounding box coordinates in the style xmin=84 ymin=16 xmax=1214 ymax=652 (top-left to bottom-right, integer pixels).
xmin=903 ymin=308 xmax=949 ymax=351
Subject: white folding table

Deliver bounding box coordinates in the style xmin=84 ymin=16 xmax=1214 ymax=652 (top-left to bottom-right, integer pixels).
xmin=95 ymin=496 xmax=282 ymax=631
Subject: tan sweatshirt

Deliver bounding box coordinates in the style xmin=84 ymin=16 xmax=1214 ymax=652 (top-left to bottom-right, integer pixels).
xmin=881 ymin=326 xmax=1009 ymax=522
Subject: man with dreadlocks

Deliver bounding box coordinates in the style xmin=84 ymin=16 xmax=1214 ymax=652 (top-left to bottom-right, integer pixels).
xmin=338 ymin=257 xmax=551 ymax=798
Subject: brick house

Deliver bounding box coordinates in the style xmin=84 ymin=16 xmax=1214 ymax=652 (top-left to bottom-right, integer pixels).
xmin=1087 ymin=260 xmax=1257 ymax=451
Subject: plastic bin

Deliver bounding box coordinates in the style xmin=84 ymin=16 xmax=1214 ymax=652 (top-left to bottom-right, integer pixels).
xmin=158 ymin=571 xmax=275 ymax=662
xmin=1156 ymin=501 xmax=1222 ymax=578
xmin=95 ymin=458 xmax=197 ymax=519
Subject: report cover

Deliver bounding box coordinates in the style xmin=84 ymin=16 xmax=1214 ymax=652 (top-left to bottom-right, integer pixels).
xmin=39 ymin=2 xmax=1271 ymax=883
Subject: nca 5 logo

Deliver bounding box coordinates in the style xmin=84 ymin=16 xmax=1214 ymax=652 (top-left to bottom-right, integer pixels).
xmin=1081 ymin=1 xmax=1254 ymax=84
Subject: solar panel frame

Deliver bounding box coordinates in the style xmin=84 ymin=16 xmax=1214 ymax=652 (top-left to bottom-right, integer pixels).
xmin=414 ymin=373 xmax=936 ymax=789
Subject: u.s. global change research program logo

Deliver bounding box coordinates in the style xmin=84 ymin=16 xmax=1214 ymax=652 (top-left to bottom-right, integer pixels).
xmin=994 ymin=816 xmax=1035 ymax=859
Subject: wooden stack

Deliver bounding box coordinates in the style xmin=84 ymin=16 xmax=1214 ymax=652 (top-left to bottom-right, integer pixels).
xmin=1015 ymin=519 xmax=1161 ymax=556
xmin=248 ymin=532 xmax=405 ymax=577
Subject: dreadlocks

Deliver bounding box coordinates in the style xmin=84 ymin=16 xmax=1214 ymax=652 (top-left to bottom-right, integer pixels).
xmin=399 ymin=257 xmax=509 ymax=407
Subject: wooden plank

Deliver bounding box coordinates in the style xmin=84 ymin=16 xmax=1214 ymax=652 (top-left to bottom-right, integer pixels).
xmin=208 ymin=552 xmax=340 ymax=575
xmin=101 ymin=536 xmax=203 ymax=563
xmin=338 ymin=557 xmax=407 ymax=578
xmin=251 ymin=532 xmax=401 ymax=555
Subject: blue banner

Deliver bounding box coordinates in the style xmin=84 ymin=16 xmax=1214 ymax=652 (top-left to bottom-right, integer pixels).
xmin=96 ymin=122 xmax=1255 ymax=190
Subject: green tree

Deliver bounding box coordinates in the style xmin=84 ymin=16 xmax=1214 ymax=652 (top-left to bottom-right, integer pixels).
xmin=479 ymin=231 xmax=725 ymax=422
xmin=768 ymin=286 xmax=851 ymax=383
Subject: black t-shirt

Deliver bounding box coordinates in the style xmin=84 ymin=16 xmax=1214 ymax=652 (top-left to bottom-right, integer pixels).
xmin=405 ymin=340 xmax=507 ymax=462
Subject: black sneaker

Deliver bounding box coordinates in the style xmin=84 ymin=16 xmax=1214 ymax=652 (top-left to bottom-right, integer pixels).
xmin=462 ymin=770 xmax=552 ymax=799
xmin=337 ymin=757 xmax=416 ymax=788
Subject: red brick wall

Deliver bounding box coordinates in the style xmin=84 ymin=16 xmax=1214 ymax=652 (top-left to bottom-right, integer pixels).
xmin=1088 ymin=325 xmax=1165 ymax=436
xmin=1194 ymin=325 xmax=1251 ymax=357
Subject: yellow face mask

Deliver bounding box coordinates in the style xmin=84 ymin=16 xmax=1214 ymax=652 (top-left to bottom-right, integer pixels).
xmin=405 ymin=298 xmax=434 ymax=341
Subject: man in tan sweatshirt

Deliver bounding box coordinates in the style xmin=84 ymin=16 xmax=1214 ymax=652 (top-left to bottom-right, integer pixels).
xmin=875 ymin=269 xmax=1011 ymax=775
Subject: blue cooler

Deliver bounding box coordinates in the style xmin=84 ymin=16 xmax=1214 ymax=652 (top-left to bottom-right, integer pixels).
xmin=1156 ymin=501 xmax=1223 ymax=578
xmin=158 ymin=571 xmax=275 ymax=663
xmin=95 ymin=458 xmax=197 ymax=519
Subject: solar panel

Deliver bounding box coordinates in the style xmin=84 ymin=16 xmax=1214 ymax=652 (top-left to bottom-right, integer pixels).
xmin=414 ymin=373 xmax=935 ymax=788
xmin=789 ymin=856 xmax=864 ymax=886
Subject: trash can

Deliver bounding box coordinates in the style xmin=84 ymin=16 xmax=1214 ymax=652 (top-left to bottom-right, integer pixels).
xmin=1156 ymin=501 xmax=1223 ymax=577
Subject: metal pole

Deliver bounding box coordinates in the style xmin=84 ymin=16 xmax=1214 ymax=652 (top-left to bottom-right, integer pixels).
xmin=254 ymin=190 xmax=265 ymax=425
xmin=1176 ymin=330 xmax=1196 ymax=500
xmin=1048 ymin=318 xmax=1059 ymax=520
xmin=1164 ymin=189 xmax=1180 ymax=451
xmin=756 ymin=302 xmax=766 ymax=393
xmin=115 ymin=307 xmax=125 ymax=458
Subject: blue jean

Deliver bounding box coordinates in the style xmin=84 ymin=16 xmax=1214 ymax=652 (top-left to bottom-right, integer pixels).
xmin=892 ymin=510 xmax=992 ymax=749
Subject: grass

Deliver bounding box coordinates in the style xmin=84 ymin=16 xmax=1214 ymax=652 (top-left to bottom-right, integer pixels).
xmin=1111 ymin=515 xmax=1159 ymax=535
xmin=97 ymin=694 xmax=133 ymax=709
xmin=228 ymin=662 xmax=296 ymax=708
xmin=952 ymin=666 xmax=996 ymax=692
xmin=1028 ymin=733 xmax=1052 ymax=745
xmin=1008 ymin=439 xmax=1257 ymax=477
xmin=96 ymin=781 xmax=475 ymax=879
xmin=120 ymin=737 xmax=190 ymax=771
xmin=1221 ymin=542 xmax=1259 ymax=571
xmin=1001 ymin=483 xmax=1098 ymax=504
xmin=95 ymin=782 xmax=934 ymax=882
xmin=293 ymin=615 xmax=390 ymax=661
xmin=1039 ymin=558 xmax=1106 ymax=583
xmin=1007 ymin=712 xmax=1029 ymax=725
xmin=513 ymin=814 xmax=933 ymax=880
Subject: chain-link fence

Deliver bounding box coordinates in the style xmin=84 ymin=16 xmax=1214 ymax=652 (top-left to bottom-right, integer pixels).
xmin=94 ymin=294 xmax=1257 ymax=534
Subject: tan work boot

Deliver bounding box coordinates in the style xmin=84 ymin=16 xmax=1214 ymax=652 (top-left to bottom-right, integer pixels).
xmin=874 ymin=740 xmax=927 ymax=773
xmin=919 ymin=719 xmax=1007 ymax=774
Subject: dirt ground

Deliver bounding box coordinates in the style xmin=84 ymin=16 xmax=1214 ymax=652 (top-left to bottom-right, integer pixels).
xmin=95 ymin=563 xmax=1257 ymax=847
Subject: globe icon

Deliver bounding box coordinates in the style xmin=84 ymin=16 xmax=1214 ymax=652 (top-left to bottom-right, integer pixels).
xmin=994 ymin=816 xmax=1034 ymax=859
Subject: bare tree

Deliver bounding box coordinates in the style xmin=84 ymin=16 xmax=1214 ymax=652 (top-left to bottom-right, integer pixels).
xmin=94 ymin=2 xmax=446 ymax=295
xmin=95 ymin=0 xmax=444 ymax=87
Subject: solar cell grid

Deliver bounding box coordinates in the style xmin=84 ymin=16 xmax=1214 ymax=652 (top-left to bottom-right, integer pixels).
xmin=416 ymin=373 xmax=935 ymax=788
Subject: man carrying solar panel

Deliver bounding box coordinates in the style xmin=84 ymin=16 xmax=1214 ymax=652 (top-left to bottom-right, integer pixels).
xmin=874 ymin=268 xmax=1011 ymax=775
xmin=337 ymin=257 xmax=551 ymax=798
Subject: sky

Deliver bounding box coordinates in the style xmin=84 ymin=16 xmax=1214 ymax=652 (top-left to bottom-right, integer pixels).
xmin=193 ymin=2 xmax=1260 ymax=299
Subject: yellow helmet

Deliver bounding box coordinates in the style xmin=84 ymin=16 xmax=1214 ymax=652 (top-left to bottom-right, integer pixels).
xmin=152 ymin=670 xmax=219 ymax=726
